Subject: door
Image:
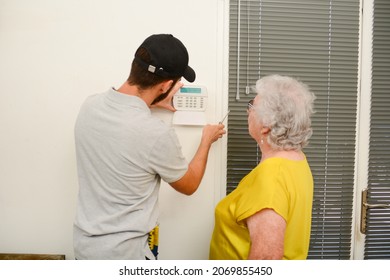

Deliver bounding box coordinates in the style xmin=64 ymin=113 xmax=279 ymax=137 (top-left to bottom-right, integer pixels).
xmin=356 ymin=0 xmax=390 ymax=259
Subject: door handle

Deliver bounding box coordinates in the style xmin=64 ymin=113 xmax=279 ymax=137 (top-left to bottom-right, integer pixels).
xmin=360 ymin=188 xmax=390 ymax=234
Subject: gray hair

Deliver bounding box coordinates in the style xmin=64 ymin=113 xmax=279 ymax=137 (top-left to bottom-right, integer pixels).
xmin=253 ymin=74 xmax=315 ymax=150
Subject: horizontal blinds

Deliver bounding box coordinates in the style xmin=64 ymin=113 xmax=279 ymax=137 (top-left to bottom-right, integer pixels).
xmin=228 ymin=0 xmax=261 ymax=190
xmin=228 ymin=0 xmax=359 ymax=259
xmin=365 ymin=0 xmax=390 ymax=259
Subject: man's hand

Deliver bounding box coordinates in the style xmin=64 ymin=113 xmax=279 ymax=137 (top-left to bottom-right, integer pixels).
xmin=151 ymin=81 xmax=184 ymax=112
xmin=201 ymin=123 xmax=226 ymax=146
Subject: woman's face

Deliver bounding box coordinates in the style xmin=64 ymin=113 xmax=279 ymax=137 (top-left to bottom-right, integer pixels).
xmin=247 ymin=96 xmax=262 ymax=142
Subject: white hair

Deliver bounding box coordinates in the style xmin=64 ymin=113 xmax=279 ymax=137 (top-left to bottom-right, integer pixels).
xmin=253 ymin=74 xmax=315 ymax=150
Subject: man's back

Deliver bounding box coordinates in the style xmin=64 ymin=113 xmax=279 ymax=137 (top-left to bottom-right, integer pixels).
xmin=73 ymin=88 xmax=187 ymax=259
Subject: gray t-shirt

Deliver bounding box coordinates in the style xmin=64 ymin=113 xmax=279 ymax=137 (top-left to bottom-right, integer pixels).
xmin=73 ymin=88 xmax=188 ymax=259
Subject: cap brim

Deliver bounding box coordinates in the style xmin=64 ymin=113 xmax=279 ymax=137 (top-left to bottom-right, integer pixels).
xmin=183 ymin=66 xmax=196 ymax=83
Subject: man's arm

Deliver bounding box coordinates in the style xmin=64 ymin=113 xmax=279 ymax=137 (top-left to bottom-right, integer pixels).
xmin=169 ymin=123 xmax=226 ymax=195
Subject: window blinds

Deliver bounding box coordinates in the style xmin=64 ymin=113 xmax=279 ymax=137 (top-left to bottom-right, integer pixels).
xmin=228 ymin=0 xmax=359 ymax=259
xmin=365 ymin=0 xmax=390 ymax=259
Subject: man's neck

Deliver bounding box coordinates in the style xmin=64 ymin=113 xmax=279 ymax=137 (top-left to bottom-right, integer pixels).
xmin=116 ymin=82 xmax=156 ymax=107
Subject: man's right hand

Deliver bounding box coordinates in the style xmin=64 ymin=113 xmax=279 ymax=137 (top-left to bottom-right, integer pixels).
xmin=201 ymin=123 xmax=226 ymax=146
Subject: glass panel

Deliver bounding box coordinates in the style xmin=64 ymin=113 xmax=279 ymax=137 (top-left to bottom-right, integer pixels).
xmin=365 ymin=0 xmax=390 ymax=260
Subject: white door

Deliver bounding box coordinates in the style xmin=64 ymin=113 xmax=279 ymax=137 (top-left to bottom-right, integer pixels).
xmin=354 ymin=0 xmax=390 ymax=259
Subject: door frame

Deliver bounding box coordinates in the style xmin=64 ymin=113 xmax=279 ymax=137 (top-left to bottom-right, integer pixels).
xmin=353 ymin=0 xmax=373 ymax=260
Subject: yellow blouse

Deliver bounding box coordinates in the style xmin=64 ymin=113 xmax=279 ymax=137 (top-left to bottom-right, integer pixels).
xmin=209 ymin=156 xmax=313 ymax=260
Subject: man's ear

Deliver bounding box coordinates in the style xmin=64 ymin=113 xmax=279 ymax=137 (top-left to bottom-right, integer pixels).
xmin=160 ymin=80 xmax=173 ymax=93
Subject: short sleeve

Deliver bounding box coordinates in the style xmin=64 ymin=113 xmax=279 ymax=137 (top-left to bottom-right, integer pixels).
xmin=235 ymin=161 xmax=290 ymax=224
xmin=148 ymin=128 xmax=188 ymax=183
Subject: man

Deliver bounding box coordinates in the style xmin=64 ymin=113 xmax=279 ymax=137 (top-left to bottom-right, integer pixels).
xmin=73 ymin=34 xmax=225 ymax=259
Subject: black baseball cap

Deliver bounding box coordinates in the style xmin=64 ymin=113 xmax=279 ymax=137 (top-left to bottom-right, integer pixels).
xmin=134 ymin=34 xmax=196 ymax=82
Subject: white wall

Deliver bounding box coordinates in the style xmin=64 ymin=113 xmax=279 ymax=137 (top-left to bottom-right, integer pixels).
xmin=0 ymin=0 xmax=229 ymax=260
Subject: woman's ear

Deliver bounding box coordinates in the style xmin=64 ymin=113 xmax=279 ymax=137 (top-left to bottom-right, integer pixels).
xmin=261 ymin=127 xmax=271 ymax=136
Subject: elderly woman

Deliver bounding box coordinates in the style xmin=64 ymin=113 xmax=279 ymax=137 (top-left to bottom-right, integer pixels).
xmin=209 ymin=74 xmax=315 ymax=260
